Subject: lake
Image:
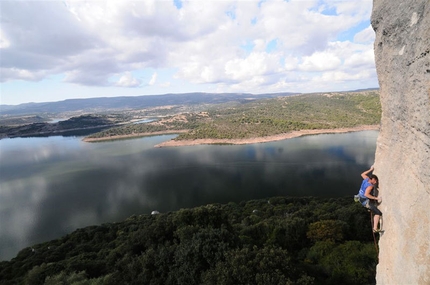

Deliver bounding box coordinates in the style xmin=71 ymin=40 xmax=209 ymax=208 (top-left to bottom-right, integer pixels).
xmin=0 ymin=131 xmax=378 ymax=261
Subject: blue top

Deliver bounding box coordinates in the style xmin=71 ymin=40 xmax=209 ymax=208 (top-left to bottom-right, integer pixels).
xmin=359 ymin=178 xmax=373 ymax=198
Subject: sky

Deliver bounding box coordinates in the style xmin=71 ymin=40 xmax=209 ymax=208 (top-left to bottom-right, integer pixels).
xmin=0 ymin=0 xmax=378 ymax=106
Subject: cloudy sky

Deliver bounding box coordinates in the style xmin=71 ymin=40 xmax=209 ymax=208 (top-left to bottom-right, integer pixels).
xmin=0 ymin=0 xmax=378 ymax=105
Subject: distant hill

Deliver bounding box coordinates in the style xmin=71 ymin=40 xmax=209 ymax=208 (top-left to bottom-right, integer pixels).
xmin=0 ymin=92 xmax=298 ymax=116
xmin=350 ymin=88 xmax=379 ymax=92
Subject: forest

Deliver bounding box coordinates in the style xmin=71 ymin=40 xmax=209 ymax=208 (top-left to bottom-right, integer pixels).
xmin=85 ymin=90 xmax=381 ymax=141
xmin=0 ymin=196 xmax=379 ymax=285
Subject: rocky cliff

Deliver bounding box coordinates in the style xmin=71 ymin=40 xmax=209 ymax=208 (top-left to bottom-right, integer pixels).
xmin=371 ymin=1 xmax=430 ymax=284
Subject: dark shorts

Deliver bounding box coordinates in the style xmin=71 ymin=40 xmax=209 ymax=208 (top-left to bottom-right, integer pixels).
xmin=368 ymin=202 xmax=382 ymax=216
xmin=360 ymin=197 xmax=382 ymax=216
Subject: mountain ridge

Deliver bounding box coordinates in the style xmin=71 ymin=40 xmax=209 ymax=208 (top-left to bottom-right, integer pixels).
xmin=0 ymin=92 xmax=297 ymax=115
xmin=1 ymin=89 xmax=379 ymax=116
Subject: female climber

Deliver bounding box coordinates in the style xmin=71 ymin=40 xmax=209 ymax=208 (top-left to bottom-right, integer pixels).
xmin=358 ymin=165 xmax=382 ymax=233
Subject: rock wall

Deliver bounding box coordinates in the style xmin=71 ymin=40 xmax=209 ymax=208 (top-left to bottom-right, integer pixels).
xmin=371 ymin=0 xmax=430 ymax=284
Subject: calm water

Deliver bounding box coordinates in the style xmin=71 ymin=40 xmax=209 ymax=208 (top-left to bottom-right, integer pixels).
xmin=0 ymin=131 xmax=378 ymax=261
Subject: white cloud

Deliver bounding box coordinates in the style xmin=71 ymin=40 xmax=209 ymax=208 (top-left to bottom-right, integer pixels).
xmin=225 ymin=52 xmax=281 ymax=81
xmin=354 ymin=25 xmax=375 ymax=43
xmin=344 ymin=49 xmax=375 ymax=68
xmin=0 ymin=68 xmax=47 ymax=82
xmin=116 ymin=72 xmax=141 ymax=88
xmin=283 ymin=56 xmax=299 ymax=71
xmin=148 ymin=72 xmax=157 ymax=86
xmin=159 ymin=81 xmax=171 ymax=88
xmin=332 ymin=1 xmax=371 ymax=17
xmin=0 ymin=29 xmax=10 ymax=49
xmin=299 ymin=51 xmax=342 ymax=72
xmin=0 ymin=0 xmax=377 ymax=104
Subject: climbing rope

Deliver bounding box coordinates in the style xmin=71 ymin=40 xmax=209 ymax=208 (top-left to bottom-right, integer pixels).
xmin=370 ymin=211 xmax=379 ymax=254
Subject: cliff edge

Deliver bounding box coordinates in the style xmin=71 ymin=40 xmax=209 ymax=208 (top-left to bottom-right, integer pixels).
xmin=371 ymin=1 xmax=430 ymax=284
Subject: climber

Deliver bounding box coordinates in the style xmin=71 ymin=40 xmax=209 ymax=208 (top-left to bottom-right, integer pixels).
xmin=357 ymin=165 xmax=382 ymax=233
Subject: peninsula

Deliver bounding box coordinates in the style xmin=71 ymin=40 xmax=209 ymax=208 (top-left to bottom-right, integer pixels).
xmin=84 ymin=90 xmax=381 ymax=146
xmin=154 ymin=125 xmax=380 ymax=147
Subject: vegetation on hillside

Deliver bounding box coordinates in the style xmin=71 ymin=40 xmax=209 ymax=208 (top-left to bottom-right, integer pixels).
xmin=0 ymin=196 xmax=379 ymax=285
xmin=0 ymin=115 xmax=127 ymax=139
xmin=86 ymin=91 xmax=381 ymax=141
xmin=0 ymin=115 xmax=47 ymax=126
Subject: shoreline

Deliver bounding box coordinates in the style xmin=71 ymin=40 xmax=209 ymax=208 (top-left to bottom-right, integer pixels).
xmin=82 ymin=125 xmax=379 ymax=145
xmin=154 ymin=125 xmax=379 ymax=147
xmin=82 ymin=130 xmax=188 ymax=142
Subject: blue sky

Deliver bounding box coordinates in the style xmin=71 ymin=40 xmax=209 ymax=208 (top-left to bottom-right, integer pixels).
xmin=0 ymin=0 xmax=377 ymax=105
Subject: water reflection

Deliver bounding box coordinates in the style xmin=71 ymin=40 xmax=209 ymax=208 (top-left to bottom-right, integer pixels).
xmin=0 ymin=131 xmax=378 ymax=261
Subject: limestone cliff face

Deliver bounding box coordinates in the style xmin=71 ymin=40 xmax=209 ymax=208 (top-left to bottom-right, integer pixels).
xmin=371 ymin=0 xmax=430 ymax=284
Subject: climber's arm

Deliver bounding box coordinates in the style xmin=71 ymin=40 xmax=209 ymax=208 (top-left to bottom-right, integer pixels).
xmin=365 ymin=185 xmax=378 ymax=200
xmin=361 ymin=165 xmax=374 ymax=179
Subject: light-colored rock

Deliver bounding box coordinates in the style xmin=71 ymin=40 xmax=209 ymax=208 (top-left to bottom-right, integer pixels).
xmin=371 ymin=1 xmax=430 ymax=284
